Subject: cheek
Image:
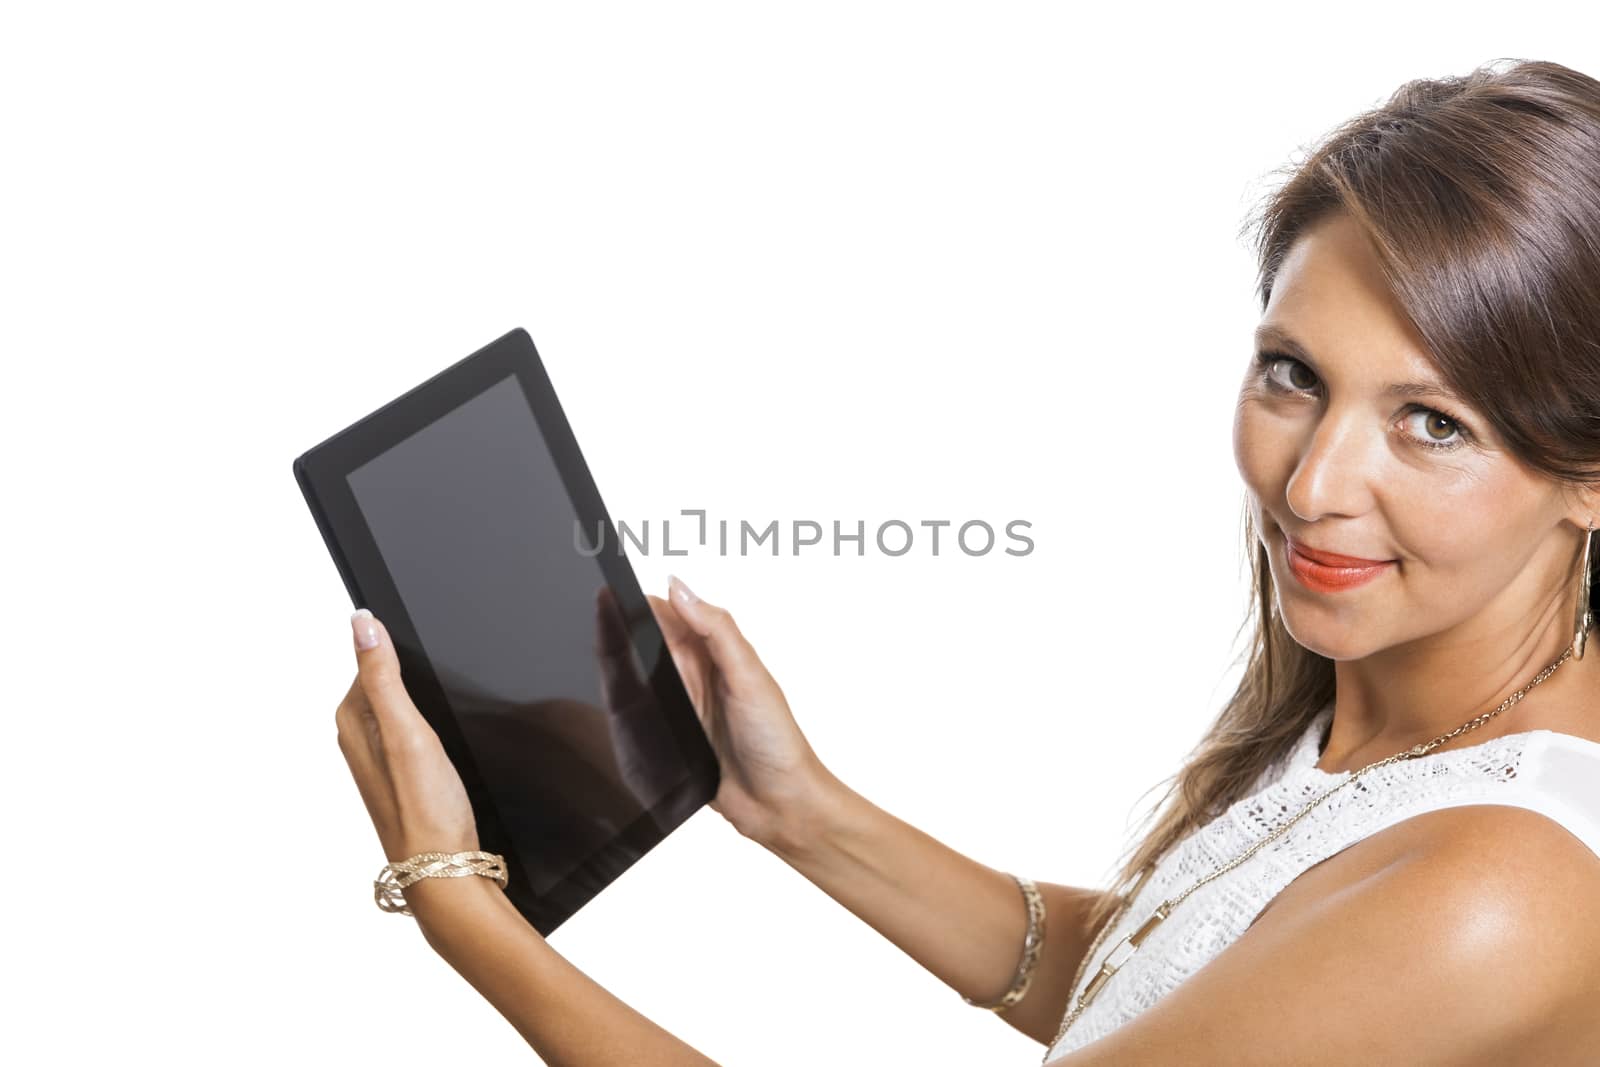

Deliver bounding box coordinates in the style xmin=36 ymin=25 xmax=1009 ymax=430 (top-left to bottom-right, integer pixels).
xmin=1395 ymin=488 xmax=1520 ymax=567
xmin=1232 ymin=397 xmax=1287 ymax=496
xmin=1385 ymin=475 xmax=1533 ymax=606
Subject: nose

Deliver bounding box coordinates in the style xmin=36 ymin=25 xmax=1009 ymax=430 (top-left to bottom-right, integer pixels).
xmin=1283 ymin=410 xmax=1381 ymax=522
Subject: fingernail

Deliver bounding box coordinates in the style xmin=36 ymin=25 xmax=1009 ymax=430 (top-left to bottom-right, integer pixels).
xmin=351 ymin=608 xmax=380 ymax=650
xmin=668 ymin=574 xmax=699 ymax=604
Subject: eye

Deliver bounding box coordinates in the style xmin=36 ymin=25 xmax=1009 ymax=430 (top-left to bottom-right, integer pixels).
xmin=1257 ymin=351 xmax=1319 ymax=393
xmin=1252 ymin=350 xmax=1474 ymax=453
xmin=1400 ymin=408 xmax=1467 ymax=449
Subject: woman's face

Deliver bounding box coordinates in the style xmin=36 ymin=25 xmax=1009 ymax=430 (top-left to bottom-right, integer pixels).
xmin=1232 ymin=211 xmax=1582 ymax=662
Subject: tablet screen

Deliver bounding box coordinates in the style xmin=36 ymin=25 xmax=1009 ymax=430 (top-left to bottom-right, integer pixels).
xmin=346 ymin=373 xmax=691 ymax=896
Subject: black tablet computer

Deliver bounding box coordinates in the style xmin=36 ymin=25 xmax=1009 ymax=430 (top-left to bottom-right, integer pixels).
xmin=293 ymin=328 xmax=720 ymax=937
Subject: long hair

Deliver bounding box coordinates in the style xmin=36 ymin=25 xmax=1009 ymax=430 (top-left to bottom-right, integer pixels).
xmin=1082 ymin=57 xmax=1600 ymax=939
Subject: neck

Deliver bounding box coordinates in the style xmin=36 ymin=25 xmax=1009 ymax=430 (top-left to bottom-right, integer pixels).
xmin=1317 ymin=611 xmax=1599 ymax=773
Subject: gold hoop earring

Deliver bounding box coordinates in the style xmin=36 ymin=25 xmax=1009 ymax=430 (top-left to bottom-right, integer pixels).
xmin=1574 ymin=519 xmax=1594 ymax=661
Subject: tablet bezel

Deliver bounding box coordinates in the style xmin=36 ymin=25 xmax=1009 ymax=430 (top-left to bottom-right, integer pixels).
xmin=293 ymin=328 xmax=720 ymax=936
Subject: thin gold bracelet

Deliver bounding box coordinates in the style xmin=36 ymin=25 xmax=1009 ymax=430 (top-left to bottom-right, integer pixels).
xmin=373 ymin=850 xmax=508 ymax=916
xmin=962 ymin=873 xmax=1047 ymax=1012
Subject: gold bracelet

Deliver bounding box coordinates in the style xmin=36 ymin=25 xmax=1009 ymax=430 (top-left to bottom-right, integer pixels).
xmin=373 ymin=850 xmax=508 ymax=916
xmin=962 ymin=873 xmax=1047 ymax=1012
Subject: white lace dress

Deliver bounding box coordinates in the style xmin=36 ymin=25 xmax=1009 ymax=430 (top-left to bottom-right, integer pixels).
xmin=1043 ymin=699 xmax=1600 ymax=1062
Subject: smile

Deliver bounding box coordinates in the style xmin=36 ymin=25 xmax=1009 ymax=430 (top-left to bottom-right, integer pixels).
xmin=1282 ymin=535 xmax=1396 ymax=592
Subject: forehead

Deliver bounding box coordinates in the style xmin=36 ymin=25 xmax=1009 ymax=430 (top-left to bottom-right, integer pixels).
xmin=1261 ymin=214 xmax=1443 ymax=385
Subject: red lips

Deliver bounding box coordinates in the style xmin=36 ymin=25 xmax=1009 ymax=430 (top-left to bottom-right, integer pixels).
xmin=1282 ymin=533 xmax=1395 ymax=593
xmin=1283 ymin=536 xmax=1393 ymax=568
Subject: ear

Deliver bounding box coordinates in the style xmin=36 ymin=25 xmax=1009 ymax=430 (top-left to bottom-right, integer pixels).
xmin=1558 ymin=482 xmax=1600 ymax=532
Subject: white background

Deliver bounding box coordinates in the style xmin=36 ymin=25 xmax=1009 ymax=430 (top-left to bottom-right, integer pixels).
xmin=5 ymin=4 xmax=1595 ymax=1063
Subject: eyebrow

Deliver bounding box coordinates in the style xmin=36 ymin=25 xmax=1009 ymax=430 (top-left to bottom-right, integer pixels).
xmin=1253 ymin=323 xmax=1470 ymax=406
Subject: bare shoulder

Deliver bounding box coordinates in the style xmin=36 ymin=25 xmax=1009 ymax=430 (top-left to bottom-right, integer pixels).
xmin=1056 ymin=805 xmax=1600 ymax=1066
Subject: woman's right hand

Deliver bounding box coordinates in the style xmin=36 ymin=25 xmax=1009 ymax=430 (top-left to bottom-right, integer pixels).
xmin=643 ymin=574 xmax=836 ymax=852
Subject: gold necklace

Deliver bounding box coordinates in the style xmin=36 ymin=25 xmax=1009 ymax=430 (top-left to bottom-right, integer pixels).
xmin=1044 ymin=643 xmax=1574 ymax=1059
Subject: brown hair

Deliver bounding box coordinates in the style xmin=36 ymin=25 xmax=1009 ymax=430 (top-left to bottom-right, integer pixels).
xmin=1083 ymin=57 xmax=1600 ymax=939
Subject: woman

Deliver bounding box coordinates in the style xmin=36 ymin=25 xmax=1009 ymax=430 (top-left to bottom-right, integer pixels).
xmin=333 ymin=58 xmax=1600 ymax=1064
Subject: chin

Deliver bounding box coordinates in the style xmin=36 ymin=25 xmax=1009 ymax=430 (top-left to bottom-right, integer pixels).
xmin=1273 ymin=596 xmax=1377 ymax=661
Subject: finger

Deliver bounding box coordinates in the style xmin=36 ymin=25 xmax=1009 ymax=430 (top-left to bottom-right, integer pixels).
xmin=335 ymin=683 xmax=381 ymax=778
xmin=334 ymin=679 xmax=399 ymax=835
xmin=665 ymin=575 xmax=766 ymax=685
xmin=335 ymin=674 xmax=363 ymax=717
xmin=647 ymin=591 xmax=697 ymax=646
xmin=350 ymin=609 xmax=428 ymax=748
xmin=648 ymin=592 xmax=711 ymax=677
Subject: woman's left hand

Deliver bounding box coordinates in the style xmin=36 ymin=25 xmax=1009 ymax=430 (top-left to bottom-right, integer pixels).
xmin=335 ymin=608 xmax=478 ymax=863
xmin=333 ymin=609 xmax=722 ymax=1066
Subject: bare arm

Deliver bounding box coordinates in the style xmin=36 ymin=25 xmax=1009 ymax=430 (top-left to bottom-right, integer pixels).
xmin=1044 ymin=805 xmax=1600 ymax=1066
xmin=407 ymin=876 xmax=723 ymax=1066
xmin=639 ymin=582 xmax=1117 ymax=1046
xmin=340 ymin=599 xmax=1108 ymax=1061
xmin=404 ymin=777 xmax=1105 ymax=1062
xmin=761 ymin=764 xmax=1114 ymax=1046
xmin=336 ymin=609 xmax=721 ymax=1064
